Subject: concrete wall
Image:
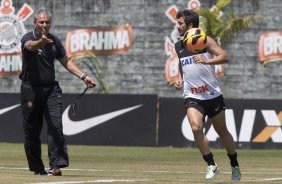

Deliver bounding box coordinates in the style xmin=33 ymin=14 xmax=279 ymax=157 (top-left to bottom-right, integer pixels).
xmin=1 ymin=0 xmax=281 ymax=99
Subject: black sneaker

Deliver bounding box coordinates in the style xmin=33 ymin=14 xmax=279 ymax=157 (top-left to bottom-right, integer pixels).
xmin=34 ymin=170 xmax=48 ymax=175
xmin=48 ymin=168 xmax=62 ymax=176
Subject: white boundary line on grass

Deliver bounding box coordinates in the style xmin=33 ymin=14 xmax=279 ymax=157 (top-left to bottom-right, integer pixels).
xmin=26 ymin=178 xmax=282 ymax=184
xmin=1 ymin=167 xmax=282 ymax=183
xmin=26 ymin=179 xmax=151 ymax=184
xmin=259 ymin=178 xmax=282 ymax=181
xmin=1 ymin=166 xmax=282 ymax=175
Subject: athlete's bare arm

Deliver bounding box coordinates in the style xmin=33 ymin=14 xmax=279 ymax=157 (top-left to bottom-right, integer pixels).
xmin=193 ymin=36 xmax=229 ymax=65
xmin=174 ymin=61 xmax=183 ymax=90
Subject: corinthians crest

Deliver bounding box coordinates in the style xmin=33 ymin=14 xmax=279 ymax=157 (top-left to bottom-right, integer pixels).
xmin=0 ymin=13 xmax=25 ymax=52
xmin=0 ymin=0 xmax=33 ymax=76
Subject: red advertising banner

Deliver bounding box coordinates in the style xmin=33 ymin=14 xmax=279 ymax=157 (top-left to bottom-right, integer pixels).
xmin=66 ymin=24 xmax=133 ymax=59
xmin=0 ymin=52 xmax=21 ymax=76
xmin=258 ymin=32 xmax=282 ymax=65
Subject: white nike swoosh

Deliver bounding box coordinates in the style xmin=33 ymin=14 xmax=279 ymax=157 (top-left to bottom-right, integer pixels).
xmin=0 ymin=104 xmax=20 ymax=115
xmin=62 ymin=104 xmax=142 ymax=135
xmin=212 ymin=166 xmax=218 ymax=173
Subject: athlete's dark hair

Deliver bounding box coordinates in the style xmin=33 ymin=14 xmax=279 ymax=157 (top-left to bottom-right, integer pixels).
xmin=34 ymin=7 xmax=52 ymax=22
xmin=176 ymin=9 xmax=199 ymax=28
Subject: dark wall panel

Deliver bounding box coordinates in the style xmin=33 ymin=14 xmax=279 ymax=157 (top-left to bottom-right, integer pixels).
xmin=0 ymin=93 xmax=157 ymax=146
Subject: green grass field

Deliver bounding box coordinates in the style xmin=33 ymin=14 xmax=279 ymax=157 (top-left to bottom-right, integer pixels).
xmin=0 ymin=143 xmax=281 ymax=184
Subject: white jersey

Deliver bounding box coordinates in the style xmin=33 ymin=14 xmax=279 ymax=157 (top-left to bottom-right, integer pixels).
xmin=181 ymin=52 xmax=222 ymax=100
xmin=174 ymin=39 xmax=222 ymax=100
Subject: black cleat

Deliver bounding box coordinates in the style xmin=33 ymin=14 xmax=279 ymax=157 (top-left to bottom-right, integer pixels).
xmin=34 ymin=170 xmax=48 ymax=175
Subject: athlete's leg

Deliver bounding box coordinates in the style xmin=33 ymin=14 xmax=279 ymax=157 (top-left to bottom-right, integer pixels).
xmin=185 ymin=98 xmax=219 ymax=179
xmin=187 ymin=108 xmax=219 ymax=179
xmin=187 ymin=108 xmax=210 ymax=155
xmin=210 ymin=110 xmax=236 ymax=154
xmin=210 ymin=110 xmax=241 ymax=181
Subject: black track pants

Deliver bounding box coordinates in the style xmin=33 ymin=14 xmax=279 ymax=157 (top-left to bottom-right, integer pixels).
xmin=20 ymin=82 xmax=69 ymax=171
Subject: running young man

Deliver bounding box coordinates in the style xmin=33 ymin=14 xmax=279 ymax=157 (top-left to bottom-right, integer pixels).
xmin=20 ymin=8 xmax=96 ymax=176
xmin=174 ymin=9 xmax=241 ymax=181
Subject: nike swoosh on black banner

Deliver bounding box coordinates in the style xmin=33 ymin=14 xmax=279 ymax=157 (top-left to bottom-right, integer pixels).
xmin=0 ymin=104 xmax=20 ymax=115
xmin=62 ymin=104 xmax=142 ymax=135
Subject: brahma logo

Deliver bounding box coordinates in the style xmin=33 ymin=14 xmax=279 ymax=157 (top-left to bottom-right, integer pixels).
xmin=258 ymin=32 xmax=282 ymax=65
xmin=0 ymin=0 xmax=33 ymax=76
xmin=182 ymin=110 xmax=282 ymax=143
xmin=65 ymin=24 xmax=133 ymax=59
